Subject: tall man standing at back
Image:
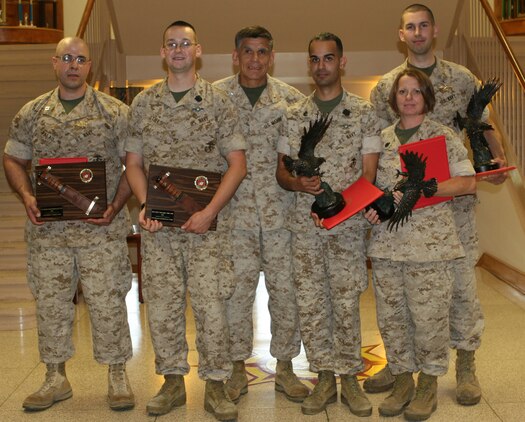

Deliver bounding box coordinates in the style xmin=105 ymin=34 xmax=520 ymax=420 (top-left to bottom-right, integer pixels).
xmin=3 ymin=37 xmax=135 ymax=411
xmin=213 ymin=26 xmax=309 ymax=404
xmin=367 ymin=3 xmax=507 ymax=407
xmin=277 ymin=32 xmax=381 ymax=417
xmin=125 ymin=21 xmax=247 ymax=421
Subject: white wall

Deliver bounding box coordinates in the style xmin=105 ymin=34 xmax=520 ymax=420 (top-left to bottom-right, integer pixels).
xmin=63 ymin=0 xmax=88 ymax=37
xmin=476 ymin=177 xmax=525 ymax=271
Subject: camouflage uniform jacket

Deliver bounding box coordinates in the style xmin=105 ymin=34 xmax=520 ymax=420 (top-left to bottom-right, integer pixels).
xmin=213 ymin=74 xmax=304 ymax=231
xmin=367 ymin=117 xmax=475 ymax=262
xmin=278 ymin=90 xmax=382 ymax=235
xmin=5 ymin=85 xmax=130 ymax=247
xmin=125 ymin=76 xmax=246 ymax=231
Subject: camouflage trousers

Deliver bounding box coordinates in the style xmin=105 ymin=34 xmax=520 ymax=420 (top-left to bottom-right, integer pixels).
xmin=27 ymin=240 xmax=133 ymax=364
xmin=141 ymin=229 xmax=233 ymax=381
xmin=371 ymin=258 xmax=454 ymax=376
xmin=450 ymin=195 xmax=484 ymax=351
xmin=228 ymin=228 xmax=301 ymax=361
xmin=292 ymin=231 xmax=368 ymax=375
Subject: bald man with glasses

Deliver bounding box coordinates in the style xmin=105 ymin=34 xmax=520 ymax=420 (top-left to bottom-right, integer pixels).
xmin=3 ymin=36 xmax=135 ymax=412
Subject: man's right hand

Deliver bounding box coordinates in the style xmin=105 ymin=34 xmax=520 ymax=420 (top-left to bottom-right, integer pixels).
xmin=22 ymin=193 xmax=44 ymax=226
xmin=294 ymin=175 xmax=324 ymax=195
xmin=138 ymin=208 xmax=163 ymax=233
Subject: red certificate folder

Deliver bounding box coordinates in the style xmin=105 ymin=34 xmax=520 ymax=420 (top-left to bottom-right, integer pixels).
xmin=39 ymin=157 xmax=88 ymax=165
xmin=398 ymin=135 xmax=451 ymax=210
xmin=322 ymin=177 xmax=384 ymax=230
xmin=476 ymin=165 xmax=516 ymax=180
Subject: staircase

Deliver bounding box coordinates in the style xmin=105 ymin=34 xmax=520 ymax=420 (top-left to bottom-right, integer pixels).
xmin=508 ymin=36 xmax=525 ymax=71
xmin=0 ymin=43 xmax=58 ymax=330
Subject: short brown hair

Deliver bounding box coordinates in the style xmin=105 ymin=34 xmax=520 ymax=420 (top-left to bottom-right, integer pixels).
xmin=400 ymin=4 xmax=435 ymax=28
xmin=388 ymin=68 xmax=435 ymax=116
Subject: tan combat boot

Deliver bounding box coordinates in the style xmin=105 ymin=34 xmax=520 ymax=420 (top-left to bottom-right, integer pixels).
xmin=204 ymin=380 xmax=238 ymax=421
xmin=146 ymin=374 xmax=186 ymax=415
xmin=340 ymin=374 xmax=372 ymax=417
xmin=378 ymin=371 xmax=415 ymax=416
xmin=23 ymin=362 xmax=72 ymax=411
xmin=108 ymin=363 xmax=135 ymax=410
xmin=363 ymin=364 xmax=395 ymax=393
xmin=301 ymin=370 xmax=337 ymax=415
xmin=456 ymin=349 xmax=482 ymax=405
xmin=404 ymin=372 xmax=438 ymax=421
xmin=225 ymin=360 xmax=248 ymax=403
xmin=274 ymin=360 xmax=309 ymax=402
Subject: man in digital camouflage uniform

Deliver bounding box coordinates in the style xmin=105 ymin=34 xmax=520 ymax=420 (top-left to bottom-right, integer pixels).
xmin=125 ymin=21 xmax=246 ymax=421
xmin=366 ymin=3 xmax=508 ymax=408
xmin=3 ymin=37 xmax=134 ymax=412
xmin=276 ymin=32 xmax=381 ymax=417
xmin=213 ymin=25 xmax=308 ymax=404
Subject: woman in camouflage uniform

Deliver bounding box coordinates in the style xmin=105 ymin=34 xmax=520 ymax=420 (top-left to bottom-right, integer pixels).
xmin=366 ymin=69 xmax=476 ymax=421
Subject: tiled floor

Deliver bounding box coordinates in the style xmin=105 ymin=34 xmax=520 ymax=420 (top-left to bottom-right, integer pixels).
xmin=0 ymin=267 xmax=524 ymax=421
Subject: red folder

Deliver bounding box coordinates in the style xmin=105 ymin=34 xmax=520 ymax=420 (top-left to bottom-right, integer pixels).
xmin=322 ymin=177 xmax=384 ymax=230
xmin=39 ymin=157 xmax=88 ymax=165
xmin=476 ymin=165 xmax=516 ymax=180
xmin=398 ymin=135 xmax=451 ymax=209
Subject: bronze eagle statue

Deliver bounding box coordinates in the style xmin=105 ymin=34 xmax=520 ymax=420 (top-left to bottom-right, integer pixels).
xmin=387 ymin=150 xmax=438 ymax=231
xmin=367 ymin=150 xmax=437 ymax=231
xmin=282 ymin=114 xmax=331 ymax=177
xmin=282 ymin=115 xmax=345 ymax=218
xmin=454 ymin=78 xmax=502 ymax=172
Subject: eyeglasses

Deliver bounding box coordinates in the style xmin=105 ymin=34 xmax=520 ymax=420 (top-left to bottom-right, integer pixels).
xmin=164 ymin=40 xmax=195 ymax=50
xmin=55 ymin=54 xmax=90 ymax=65
xmin=397 ymin=88 xmax=422 ymax=97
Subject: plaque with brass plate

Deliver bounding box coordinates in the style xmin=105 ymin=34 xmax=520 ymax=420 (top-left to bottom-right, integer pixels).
xmin=146 ymin=164 xmax=222 ymax=230
xmin=35 ymin=161 xmax=107 ymax=221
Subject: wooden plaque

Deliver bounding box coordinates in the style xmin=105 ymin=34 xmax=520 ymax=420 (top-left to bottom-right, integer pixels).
xmin=35 ymin=161 xmax=107 ymax=221
xmin=146 ymin=164 xmax=221 ymax=230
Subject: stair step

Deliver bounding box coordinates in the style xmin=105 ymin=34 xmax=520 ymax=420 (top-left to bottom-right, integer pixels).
xmin=0 ymin=44 xmax=56 ymax=65
xmin=0 ymin=284 xmax=33 ymax=302
xmin=0 ymin=215 xmax=26 ymax=228
xmin=0 ymin=96 xmax=29 ymax=110
xmin=0 ymin=243 xmax=27 ymax=270
xmin=0 ymin=301 xmax=37 ymax=331
xmin=1 ymin=63 xmax=54 ymax=82
xmin=0 ymin=227 xmax=25 ymax=242
xmin=0 ymin=80 xmax=58 ymax=98
xmin=0 ymin=193 xmax=26 ymax=216
xmin=0 ymin=269 xmax=27 ymax=286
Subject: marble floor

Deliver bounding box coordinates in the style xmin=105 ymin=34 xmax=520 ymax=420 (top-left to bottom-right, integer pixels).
xmin=0 ymin=267 xmax=524 ymax=421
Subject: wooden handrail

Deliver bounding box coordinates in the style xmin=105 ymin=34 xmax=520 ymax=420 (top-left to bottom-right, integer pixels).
xmin=479 ymin=0 xmax=525 ymax=90
xmin=106 ymin=0 xmax=124 ymax=54
xmin=76 ymin=0 xmax=95 ymax=38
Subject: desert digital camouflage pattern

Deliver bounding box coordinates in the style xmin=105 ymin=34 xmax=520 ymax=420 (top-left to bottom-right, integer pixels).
xmin=213 ymin=74 xmax=304 ymax=361
xmin=126 ymin=76 xmax=245 ymax=379
xmin=370 ymin=57 xmax=484 ymax=350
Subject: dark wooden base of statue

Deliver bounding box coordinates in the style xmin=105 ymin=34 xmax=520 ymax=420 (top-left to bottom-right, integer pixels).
xmin=35 ymin=161 xmax=107 ymax=221
xmin=475 ymin=162 xmax=499 ymax=173
xmin=311 ymin=192 xmax=346 ymax=219
xmin=366 ymin=193 xmax=395 ymax=222
xmin=146 ymin=164 xmax=221 ymax=230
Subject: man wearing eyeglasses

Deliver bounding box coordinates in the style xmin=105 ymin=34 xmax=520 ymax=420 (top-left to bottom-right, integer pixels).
xmin=213 ymin=25 xmax=308 ymax=405
xmin=366 ymin=4 xmax=508 ymax=416
xmin=125 ymin=21 xmax=246 ymax=421
xmin=3 ymin=37 xmax=135 ymax=411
